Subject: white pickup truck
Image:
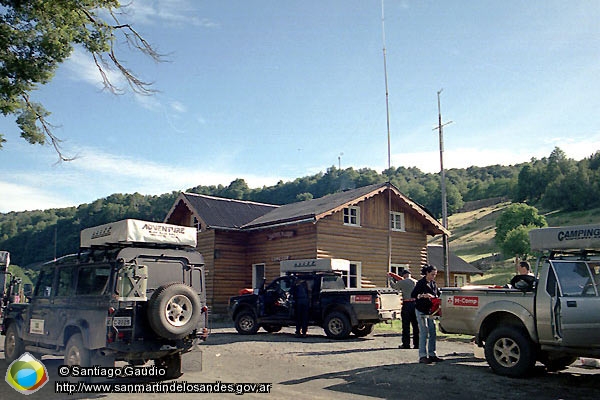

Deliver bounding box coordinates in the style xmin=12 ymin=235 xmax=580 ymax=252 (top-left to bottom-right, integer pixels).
xmin=439 ymin=224 xmax=600 ymax=376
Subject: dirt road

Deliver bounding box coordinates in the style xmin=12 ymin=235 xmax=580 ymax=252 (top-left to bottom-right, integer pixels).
xmin=1 ymin=326 xmax=599 ymax=399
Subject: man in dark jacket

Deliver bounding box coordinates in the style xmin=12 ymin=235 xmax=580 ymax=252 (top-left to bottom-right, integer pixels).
xmin=291 ymin=279 xmax=310 ymax=337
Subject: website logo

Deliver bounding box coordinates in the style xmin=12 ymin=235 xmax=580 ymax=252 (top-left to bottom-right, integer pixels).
xmin=5 ymin=352 xmax=49 ymax=395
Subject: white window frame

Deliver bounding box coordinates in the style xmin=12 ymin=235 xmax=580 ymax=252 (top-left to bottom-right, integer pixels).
xmin=343 ymin=206 xmax=361 ymax=227
xmin=252 ymin=263 xmax=266 ymax=289
xmin=454 ymin=274 xmax=467 ymax=287
xmin=390 ymin=263 xmax=409 ymax=275
xmin=192 ymin=216 xmax=202 ymax=232
xmin=340 ymin=261 xmax=362 ymax=288
xmin=389 ymin=263 xmax=409 ymax=287
xmin=390 ymin=211 xmax=405 ymax=232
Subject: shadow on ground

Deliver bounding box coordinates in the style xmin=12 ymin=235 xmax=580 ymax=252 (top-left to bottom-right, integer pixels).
xmin=279 ymin=355 xmax=600 ymax=400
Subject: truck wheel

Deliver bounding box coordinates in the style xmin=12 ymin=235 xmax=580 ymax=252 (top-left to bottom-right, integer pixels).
xmin=148 ymin=283 xmax=202 ymax=340
xmin=352 ymin=323 xmax=374 ymax=337
xmin=262 ymin=324 xmax=282 ymax=333
xmin=155 ymin=353 xmax=182 ymax=380
xmin=4 ymin=324 xmax=25 ymax=363
xmin=235 ymin=310 xmax=259 ymax=334
xmin=323 ymin=311 xmax=351 ymax=339
xmin=65 ymin=333 xmax=92 ymax=367
xmin=540 ymin=352 xmax=577 ymax=372
xmin=484 ymin=327 xmax=536 ymax=377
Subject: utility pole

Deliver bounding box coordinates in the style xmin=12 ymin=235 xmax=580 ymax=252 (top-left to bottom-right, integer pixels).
xmin=434 ymin=89 xmax=452 ymax=286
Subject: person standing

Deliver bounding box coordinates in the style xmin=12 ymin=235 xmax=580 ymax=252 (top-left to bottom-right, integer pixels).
xmin=291 ymin=279 xmax=310 ymax=337
xmin=392 ymin=270 xmax=419 ymax=349
xmin=411 ymin=265 xmax=443 ymax=364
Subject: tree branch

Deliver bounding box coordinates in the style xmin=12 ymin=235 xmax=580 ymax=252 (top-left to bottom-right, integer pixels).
xmin=22 ymin=94 xmax=76 ymax=162
xmin=81 ymin=6 xmax=163 ymax=96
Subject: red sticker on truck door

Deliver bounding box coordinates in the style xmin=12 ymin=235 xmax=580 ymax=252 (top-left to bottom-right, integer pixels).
xmin=351 ymin=295 xmax=372 ymax=304
xmin=449 ymin=296 xmax=479 ymax=307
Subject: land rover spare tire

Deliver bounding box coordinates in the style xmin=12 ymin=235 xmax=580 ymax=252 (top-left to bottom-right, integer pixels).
xmin=147 ymin=283 xmax=202 ymax=340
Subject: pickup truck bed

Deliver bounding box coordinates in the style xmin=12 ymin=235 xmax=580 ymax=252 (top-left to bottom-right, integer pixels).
xmin=440 ymin=286 xmax=535 ymax=337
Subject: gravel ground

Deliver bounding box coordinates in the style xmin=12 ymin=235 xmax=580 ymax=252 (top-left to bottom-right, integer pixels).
xmin=193 ymin=325 xmax=599 ymax=400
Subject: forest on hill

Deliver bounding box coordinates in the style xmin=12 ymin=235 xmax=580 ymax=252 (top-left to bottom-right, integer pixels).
xmin=1 ymin=147 xmax=599 ymax=267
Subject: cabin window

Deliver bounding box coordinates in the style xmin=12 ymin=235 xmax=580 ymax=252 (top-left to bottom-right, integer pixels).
xmin=389 ymin=264 xmax=409 ymax=287
xmin=192 ymin=216 xmax=202 ymax=232
xmin=454 ymin=274 xmax=467 ymax=287
xmin=343 ymin=206 xmax=360 ymax=226
xmin=340 ymin=261 xmax=362 ymax=288
xmin=390 ymin=264 xmax=408 ymax=275
xmin=390 ymin=211 xmax=405 ymax=231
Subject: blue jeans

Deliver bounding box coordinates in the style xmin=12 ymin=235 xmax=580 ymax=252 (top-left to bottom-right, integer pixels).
xmin=415 ymin=309 xmax=437 ymax=359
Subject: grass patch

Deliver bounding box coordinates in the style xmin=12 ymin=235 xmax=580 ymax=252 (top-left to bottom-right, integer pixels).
xmin=471 ymin=265 xmax=515 ymax=285
xmin=374 ymin=320 xmax=402 ymax=332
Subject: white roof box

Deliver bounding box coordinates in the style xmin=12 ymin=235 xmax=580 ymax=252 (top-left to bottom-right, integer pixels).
xmin=280 ymin=258 xmax=350 ymax=274
xmin=529 ymin=224 xmax=600 ymax=251
xmin=80 ymin=219 xmax=197 ymax=248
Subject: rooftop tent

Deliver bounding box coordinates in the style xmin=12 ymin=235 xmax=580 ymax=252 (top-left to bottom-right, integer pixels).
xmin=280 ymin=258 xmax=350 ymax=274
xmin=529 ymin=224 xmax=600 ymax=252
xmin=80 ymin=219 xmax=197 ymax=248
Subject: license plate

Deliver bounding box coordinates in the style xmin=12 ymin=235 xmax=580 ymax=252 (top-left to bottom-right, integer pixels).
xmin=107 ymin=316 xmax=132 ymax=327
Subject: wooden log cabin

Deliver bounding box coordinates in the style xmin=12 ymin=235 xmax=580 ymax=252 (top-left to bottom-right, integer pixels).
xmin=164 ymin=182 xmax=452 ymax=315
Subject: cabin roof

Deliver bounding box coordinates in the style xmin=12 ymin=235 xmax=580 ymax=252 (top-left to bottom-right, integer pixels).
xmin=167 ymin=182 xmax=449 ymax=236
xmin=427 ymin=244 xmax=483 ymax=275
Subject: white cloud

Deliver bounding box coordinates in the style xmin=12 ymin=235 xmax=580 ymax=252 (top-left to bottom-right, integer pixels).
xmin=125 ymin=1 xmax=219 ymax=28
xmin=5 ymin=134 xmax=597 ymax=213
xmin=392 ymin=134 xmax=600 ymax=174
xmin=71 ymin=147 xmax=280 ymax=189
xmin=65 ymin=48 xmax=126 ymax=90
xmin=170 ymin=101 xmax=187 ymax=113
xmin=0 ymin=181 xmax=73 ymax=213
xmin=64 ymin=48 xmax=165 ymax=112
xmin=545 ymin=135 xmax=600 ymax=160
xmin=0 ymin=146 xmax=284 ymax=213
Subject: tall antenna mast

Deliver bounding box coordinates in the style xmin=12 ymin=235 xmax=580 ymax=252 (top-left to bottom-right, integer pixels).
xmin=381 ymin=0 xmax=392 ymax=273
xmin=381 ymin=0 xmax=391 ymax=171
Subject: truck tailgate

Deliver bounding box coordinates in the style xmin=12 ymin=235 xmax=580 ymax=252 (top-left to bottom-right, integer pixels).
xmin=379 ymin=290 xmax=402 ymax=312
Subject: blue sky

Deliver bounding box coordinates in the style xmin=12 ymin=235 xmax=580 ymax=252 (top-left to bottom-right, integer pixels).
xmin=1 ymin=0 xmax=599 ymax=213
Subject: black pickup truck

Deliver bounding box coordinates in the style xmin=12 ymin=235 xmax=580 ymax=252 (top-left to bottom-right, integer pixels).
xmin=228 ymin=272 xmax=401 ymax=339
